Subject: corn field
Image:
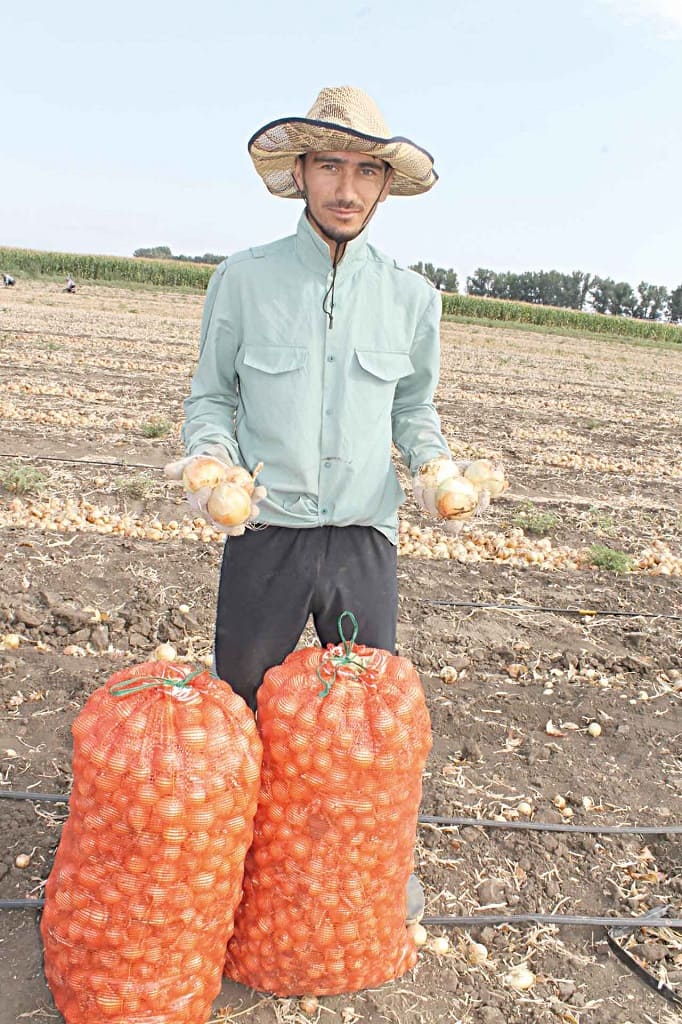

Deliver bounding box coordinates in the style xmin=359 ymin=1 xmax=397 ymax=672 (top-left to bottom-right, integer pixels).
xmin=442 ymin=292 xmax=682 ymax=343
xmin=0 ymin=246 xmax=214 ymax=289
xmin=2 ymin=244 xmax=681 ymax=342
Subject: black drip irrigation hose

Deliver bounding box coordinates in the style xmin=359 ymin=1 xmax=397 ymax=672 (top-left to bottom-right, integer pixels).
xmin=1 ymin=899 xmax=679 ymax=930
xmin=419 ymin=815 xmax=682 ymax=835
xmin=425 ymin=600 xmax=682 ymax=621
xmin=3 ymin=792 xmax=681 ymax=835
xmin=3 ymin=792 xmax=681 ymax=929
xmin=422 ymin=913 xmax=682 ymax=929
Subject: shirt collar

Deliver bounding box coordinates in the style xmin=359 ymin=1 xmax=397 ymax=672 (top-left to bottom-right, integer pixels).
xmin=295 ymin=210 xmax=370 ymax=277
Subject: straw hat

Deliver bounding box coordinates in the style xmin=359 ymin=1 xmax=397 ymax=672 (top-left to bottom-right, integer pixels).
xmin=248 ymin=86 xmax=438 ymax=198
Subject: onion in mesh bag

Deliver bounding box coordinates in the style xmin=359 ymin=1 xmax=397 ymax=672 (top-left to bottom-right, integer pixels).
xmin=225 ymin=614 xmax=432 ymax=996
xmin=41 ymin=661 xmax=262 ymax=1024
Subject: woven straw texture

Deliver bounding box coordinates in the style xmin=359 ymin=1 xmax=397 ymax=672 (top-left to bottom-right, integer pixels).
xmin=249 ymin=86 xmax=438 ymax=198
xmin=41 ymin=661 xmax=262 ymax=1024
xmin=224 ymin=642 xmax=433 ymax=996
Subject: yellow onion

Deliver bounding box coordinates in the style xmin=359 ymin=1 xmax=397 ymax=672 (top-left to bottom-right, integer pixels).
xmin=417 ymin=457 xmax=461 ymax=490
xmin=207 ymin=481 xmax=252 ymax=527
xmin=182 ymin=456 xmax=228 ymax=493
xmin=435 ymin=477 xmax=478 ymax=519
xmin=224 ymin=465 xmax=255 ymax=496
xmin=463 ymin=458 xmax=509 ymax=497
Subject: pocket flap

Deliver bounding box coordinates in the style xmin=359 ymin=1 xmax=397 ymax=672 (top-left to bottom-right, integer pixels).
xmin=243 ymin=345 xmax=308 ymax=374
xmin=355 ymin=350 xmax=414 ymax=381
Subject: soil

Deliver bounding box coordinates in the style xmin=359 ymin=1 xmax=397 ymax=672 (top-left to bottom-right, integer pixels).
xmin=0 ymin=281 xmax=680 ymax=1024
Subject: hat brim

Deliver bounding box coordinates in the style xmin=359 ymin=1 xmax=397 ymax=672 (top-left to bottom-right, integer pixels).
xmin=248 ymin=117 xmax=438 ymax=198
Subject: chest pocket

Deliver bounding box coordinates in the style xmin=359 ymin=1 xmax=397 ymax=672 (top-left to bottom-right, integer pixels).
xmin=354 ymin=350 xmax=414 ymax=382
xmin=238 ymin=345 xmax=308 ymax=425
xmin=242 ymin=345 xmax=308 ymax=375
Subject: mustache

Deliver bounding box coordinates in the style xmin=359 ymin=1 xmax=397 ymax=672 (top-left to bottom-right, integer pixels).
xmin=324 ymin=201 xmax=363 ymax=212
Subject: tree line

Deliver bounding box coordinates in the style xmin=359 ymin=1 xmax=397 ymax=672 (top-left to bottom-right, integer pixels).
xmin=410 ymin=263 xmax=682 ymax=323
xmin=133 ymin=246 xmax=225 ymax=265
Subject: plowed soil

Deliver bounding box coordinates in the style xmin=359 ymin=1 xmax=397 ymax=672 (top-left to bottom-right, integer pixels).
xmin=0 ymin=280 xmax=680 ymax=1024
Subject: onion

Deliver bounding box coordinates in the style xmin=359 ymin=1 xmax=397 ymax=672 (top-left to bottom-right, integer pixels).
xmin=467 ymin=941 xmax=488 ymax=964
xmin=407 ymin=922 xmax=428 ymax=946
xmin=505 ymin=965 xmax=536 ymax=991
xmin=224 ymin=465 xmax=255 ymax=495
xmin=435 ymin=477 xmax=478 ymax=519
xmin=462 ymin=458 xmax=509 ymax=497
xmin=182 ymin=456 xmax=229 ymax=493
xmin=417 ymin=457 xmax=461 ymax=490
xmin=207 ymin=482 xmax=252 ymax=527
xmin=154 ymin=643 xmax=177 ymax=662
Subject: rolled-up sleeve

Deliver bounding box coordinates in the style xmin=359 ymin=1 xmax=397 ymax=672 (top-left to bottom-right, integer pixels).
xmin=181 ymin=264 xmax=242 ymax=465
xmin=391 ymin=291 xmax=451 ymax=474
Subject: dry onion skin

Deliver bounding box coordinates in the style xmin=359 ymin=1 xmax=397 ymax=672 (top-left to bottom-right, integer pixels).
xmin=417 ymin=457 xmax=461 ymax=490
xmin=223 ymin=465 xmax=256 ymax=496
xmin=435 ymin=477 xmax=478 ymax=519
xmin=206 ymin=481 xmax=252 ymax=527
xmin=182 ymin=456 xmax=229 ymax=493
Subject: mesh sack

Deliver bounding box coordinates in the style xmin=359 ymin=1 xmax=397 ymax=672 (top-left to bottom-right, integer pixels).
xmin=41 ymin=661 xmax=262 ymax=1024
xmin=225 ymin=617 xmax=432 ymax=996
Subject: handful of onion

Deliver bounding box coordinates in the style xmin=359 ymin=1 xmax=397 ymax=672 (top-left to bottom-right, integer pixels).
xmin=183 ymin=457 xmax=264 ymax=528
xmin=415 ymin=456 xmax=508 ymax=525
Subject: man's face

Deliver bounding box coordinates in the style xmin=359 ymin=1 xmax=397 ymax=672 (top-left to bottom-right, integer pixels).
xmin=293 ymin=150 xmax=393 ymax=247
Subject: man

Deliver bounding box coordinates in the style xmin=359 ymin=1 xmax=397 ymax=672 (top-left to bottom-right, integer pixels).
xmin=170 ymin=84 xmax=471 ymax=708
xmin=2 ymin=272 xmax=15 ymax=286
xmin=170 ymin=84 xmax=490 ymax=926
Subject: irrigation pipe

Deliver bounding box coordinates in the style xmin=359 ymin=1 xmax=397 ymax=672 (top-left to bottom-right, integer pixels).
xmin=0 ymin=452 xmax=159 ymax=470
xmin=1 ymin=898 xmax=679 ymax=930
xmin=3 ymin=791 xmax=681 ymax=835
xmin=426 ymin=600 xmax=682 ymax=621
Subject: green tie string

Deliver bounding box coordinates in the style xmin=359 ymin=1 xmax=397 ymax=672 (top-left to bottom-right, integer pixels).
xmin=110 ymin=666 xmax=206 ymax=698
xmin=317 ymin=611 xmax=371 ymax=697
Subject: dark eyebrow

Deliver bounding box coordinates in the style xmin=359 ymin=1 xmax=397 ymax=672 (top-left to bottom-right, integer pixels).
xmin=310 ymin=154 xmax=386 ymax=171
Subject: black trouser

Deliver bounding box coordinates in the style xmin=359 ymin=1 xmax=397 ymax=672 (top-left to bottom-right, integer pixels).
xmin=215 ymin=525 xmax=398 ymax=710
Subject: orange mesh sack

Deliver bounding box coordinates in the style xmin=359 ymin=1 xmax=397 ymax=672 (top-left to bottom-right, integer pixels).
xmin=225 ymin=615 xmax=433 ymax=996
xmin=41 ymin=661 xmax=262 ymax=1024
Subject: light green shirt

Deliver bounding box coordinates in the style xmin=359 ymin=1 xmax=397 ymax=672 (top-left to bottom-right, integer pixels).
xmin=182 ymin=212 xmax=451 ymax=544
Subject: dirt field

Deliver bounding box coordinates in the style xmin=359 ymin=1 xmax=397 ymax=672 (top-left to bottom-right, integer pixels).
xmin=0 ymin=280 xmax=680 ymax=1024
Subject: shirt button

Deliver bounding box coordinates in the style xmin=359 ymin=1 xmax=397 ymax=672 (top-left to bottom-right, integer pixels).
xmin=325 ymin=409 xmax=332 ymax=416
xmin=324 ymin=461 xmax=332 ymax=468
xmin=327 ymin=355 xmax=335 ymax=362
xmin=321 ymin=507 xmax=328 ymax=514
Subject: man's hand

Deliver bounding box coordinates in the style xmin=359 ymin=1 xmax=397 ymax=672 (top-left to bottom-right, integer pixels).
xmin=164 ymin=451 xmax=267 ymax=537
xmin=413 ymin=456 xmax=508 ymax=534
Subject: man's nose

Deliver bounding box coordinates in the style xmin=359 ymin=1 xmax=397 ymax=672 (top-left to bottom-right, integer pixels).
xmin=334 ymin=169 xmax=357 ymax=201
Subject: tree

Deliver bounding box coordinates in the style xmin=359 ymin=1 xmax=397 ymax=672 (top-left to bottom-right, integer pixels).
xmin=633 ymin=281 xmax=669 ymax=321
xmin=669 ymin=285 xmax=682 ymax=323
xmin=134 ymin=245 xmax=173 ymax=259
xmin=466 ymin=268 xmax=496 ymax=296
xmin=409 ymin=262 xmax=458 ymax=292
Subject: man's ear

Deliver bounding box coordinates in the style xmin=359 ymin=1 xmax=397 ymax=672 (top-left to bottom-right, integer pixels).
xmin=378 ymin=166 xmax=394 ymax=203
xmin=292 ymin=155 xmax=305 ymax=195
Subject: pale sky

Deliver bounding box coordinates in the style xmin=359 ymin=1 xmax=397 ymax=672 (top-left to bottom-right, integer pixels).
xmin=2 ymin=0 xmax=681 ymax=291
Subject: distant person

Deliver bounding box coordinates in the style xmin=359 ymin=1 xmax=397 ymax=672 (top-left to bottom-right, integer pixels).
xmin=64 ymin=275 xmax=76 ymax=293
xmin=2 ymin=272 xmax=15 ymax=286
